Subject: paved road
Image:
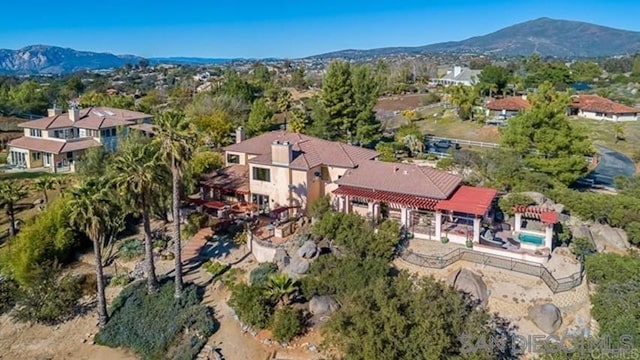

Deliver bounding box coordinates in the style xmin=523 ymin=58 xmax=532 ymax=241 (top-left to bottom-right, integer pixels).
xmin=588 ymin=146 xmax=636 ymax=187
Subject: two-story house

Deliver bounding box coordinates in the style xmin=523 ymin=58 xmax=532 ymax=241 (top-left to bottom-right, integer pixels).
xmin=7 ymin=105 xmax=153 ymax=172
xmin=199 ymin=128 xmax=379 ymax=213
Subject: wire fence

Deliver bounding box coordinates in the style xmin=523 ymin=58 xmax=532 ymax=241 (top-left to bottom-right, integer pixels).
xmin=397 ymin=245 xmax=584 ymax=294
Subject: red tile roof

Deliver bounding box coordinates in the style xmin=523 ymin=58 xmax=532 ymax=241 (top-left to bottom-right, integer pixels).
xmin=486 ymin=97 xmax=531 ymax=111
xmin=512 ymin=205 xmax=559 ymax=224
xmin=223 ymin=131 xmax=378 ymax=170
xmin=8 ymin=136 xmax=101 ymax=154
xmin=435 ymin=186 xmax=497 ymax=216
xmin=336 ymin=161 xmax=462 ymax=199
xmin=18 ymin=107 xmax=151 ymax=130
xmin=333 ymin=186 xmax=440 ymax=210
xmin=571 ymin=95 xmax=639 ymax=114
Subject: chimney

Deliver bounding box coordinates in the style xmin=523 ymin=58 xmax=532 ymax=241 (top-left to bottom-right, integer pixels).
xmin=47 ymin=104 xmax=62 ymax=117
xmin=235 ymin=126 xmax=246 ymax=144
xmin=68 ymin=103 xmax=80 ymax=122
xmin=271 ymin=140 xmax=293 ymax=166
xmin=453 ymin=66 xmax=462 ymax=77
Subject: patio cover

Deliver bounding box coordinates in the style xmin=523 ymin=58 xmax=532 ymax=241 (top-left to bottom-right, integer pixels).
xmin=435 ymin=186 xmax=498 ymax=216
xmin=186 ymin=198 xmax=226 ymax=210
xmin=200 ymin=165 xmax=250 ymax=195
xmin=332 ymin=185 xmax=439 ymax=210
xmin=512 ymin=205 xmax=559 ymax=224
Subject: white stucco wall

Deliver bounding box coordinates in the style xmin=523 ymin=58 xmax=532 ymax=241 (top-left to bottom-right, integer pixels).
xmin=579 ymin=110 xmax=638 ymax=122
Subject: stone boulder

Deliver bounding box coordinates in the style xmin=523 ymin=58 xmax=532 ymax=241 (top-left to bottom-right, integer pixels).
xmin=130 ymin=262 xmax=145 ymax=280
xmin=590 ymin=223 xmax=630 ymax=251
xmin=284 ymin=257 xmax=309 ymax=279
xmin=297 ymin=240 xmax=317 ymax=259
xmin=519 ymin=192 xmax=547 ymax=206
xmin=447 ymin=269 xmax=488 ymax=308
xmin=274 ymin=248 xmax=291 ymax=270
xmin=528 ymin=303 xmax=563 ymax=334
xmin=309 ymin=295 xmax=340 ymax=317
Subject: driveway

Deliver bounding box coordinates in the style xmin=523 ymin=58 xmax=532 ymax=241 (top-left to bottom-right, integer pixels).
xmin=588 ymin=145 xmax=636 ymax=187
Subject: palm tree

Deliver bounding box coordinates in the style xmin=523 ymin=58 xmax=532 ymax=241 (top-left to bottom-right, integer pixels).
xmin=68 ymin=179 xmax=117 ymax=327
xmin=110 ymin=137 xmax=166 ymax=293
xmin=34 ymin=176 xmax=56 ymax=203
xmin=153 ymin=109 xmax=197 ymax=298
xmin=53 ymin=176 xmax=70 ymax=195
xmin=402 ymin=134 xmax=424 ymax=156
xmin=264 ymin=273 xmax=298 ymax=307
xmin=0 ymin=181 xmax=27 ymax=237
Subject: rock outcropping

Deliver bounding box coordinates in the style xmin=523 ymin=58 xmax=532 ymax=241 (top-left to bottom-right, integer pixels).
xmin=528 ymin=303 xmax=563 ymax=334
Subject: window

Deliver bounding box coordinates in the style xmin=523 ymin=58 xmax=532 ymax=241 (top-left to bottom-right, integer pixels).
xmin=29 ymin=129 xmax=42 ymax=137
xmin=32 ymin=152 xmax=41 ymax=161
xmin=227 ymin=153 xmax=240 ymax=164
xmin=252 ymin=167 xmax=270 ymax=182
xmin=111 ymin=128 xmax=117 ymax=136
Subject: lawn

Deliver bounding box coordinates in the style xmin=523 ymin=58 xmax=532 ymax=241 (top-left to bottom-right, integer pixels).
xmin=572 ymin=118 xmax=640 ymax=158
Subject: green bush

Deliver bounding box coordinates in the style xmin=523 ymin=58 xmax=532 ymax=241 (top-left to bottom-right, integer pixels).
xmin=570 ymin=237 xmax=596 ymax=258
xmin=118 ymin=239 xmax=144 ymax=260
xmin=228 ymin=283 xmax=273 ymax=329
xmin=109 ymin=273 xmax=132 ymax=287
xmin=202 ymin=260 xmax=230 ymax=279
xmin=0 ymin=197 xmax=77 ymax=285
xmin=95 ymin=280 xmax=217 ymax=359
xmin=421 ymin=92 xmax=441 ymax=106
xmin=436 ymin=157 xmax=454 ymax=170
xmin=440 ymin=236 xmax=449 ymax=244
xmin=308 ymin=195 xmax=332 ymax=219
xmin=250 ymin=263 xmax=279 ymax=287
xmin=498 ymin=193 xmax=535 ymax=216
xmin=183 ymin=212 xmax=209 ymax=238
xmin=0 ymin=279 xmax=17 ymax=315
xmin=586 ymin=253 xmax=640 ymax=285
xmin=221 ymin=268 xmax=245 ymax=289
xmin=270 ymin=306 xmax=303 ymax=342
xmin=12 ymin=267 xmax=82 ymax=325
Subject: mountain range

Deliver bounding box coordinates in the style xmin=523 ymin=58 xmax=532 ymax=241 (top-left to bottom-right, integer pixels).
xmin=312 ymin=18 xmax=640 ymax=59
xmin=2 ymin=18 xmax=640 ymax=74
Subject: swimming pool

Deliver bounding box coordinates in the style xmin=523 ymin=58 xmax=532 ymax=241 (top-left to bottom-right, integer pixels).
xmin=517 ymin=232 xmax=545 ymax=246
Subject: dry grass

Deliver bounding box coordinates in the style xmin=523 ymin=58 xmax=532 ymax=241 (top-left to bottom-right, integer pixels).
xmin=375 ymin=94 xmax=429 ymax=112
xmin=571 ymin=117 xmax=640 ymax=158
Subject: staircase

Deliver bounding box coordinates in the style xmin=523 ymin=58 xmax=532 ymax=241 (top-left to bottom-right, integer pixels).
xmin=182 ymin=228 xmax=213 ymax=264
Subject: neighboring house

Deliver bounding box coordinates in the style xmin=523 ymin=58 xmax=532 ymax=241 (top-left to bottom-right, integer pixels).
xmin=7 ymin=105 xmax=153 ymax=172
xmin=570 ymin=95 xmax=639 ymax=121
xmin=432 ymin=66 xmax=481 ymax=86
xmin=485 ymin=96 xmax=531 ymax=118
xmin=199 ymin=128 xmax=379 ymax=213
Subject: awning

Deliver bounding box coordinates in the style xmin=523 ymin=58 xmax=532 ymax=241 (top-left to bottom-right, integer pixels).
xmin=435 ymin=186 xmax=497 ymax=216
xmin=333 ymin=186 xmax=439 ymax=210
xmin=513 ymin=205 xmax=559 ymax=224
xmin=186 ymin=198 xmax=226 ymax=210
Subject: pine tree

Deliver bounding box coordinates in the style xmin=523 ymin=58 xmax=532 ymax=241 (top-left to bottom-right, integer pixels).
xmin=322 ymin=61 xmax=355 ymax=141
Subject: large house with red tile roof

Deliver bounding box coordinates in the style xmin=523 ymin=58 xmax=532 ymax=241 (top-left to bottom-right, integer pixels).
xmin=201 ymin=129 xmax=556 ymax=263
xmin=7 ymin=105 xmax=152 ymax=172
xmin=570 ymin=94 xmax=639 ymax=121
xmin=485 ymin=96 xmax=531 ymax=118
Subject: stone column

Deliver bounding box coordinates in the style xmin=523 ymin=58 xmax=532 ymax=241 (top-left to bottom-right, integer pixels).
xmin=473 ymin=217 xmax=481 ymax=243
xmin=368 ymin=202 xmax=375 ymax=222
xmin=435 ymin=211 xmax=442 ymax=239
xmin=338 ymin=196 xmax=345 ymax=213
xmin=346 ymin=196 xmax=352 ymax=213
xmin=373 ymin=202 xmax=381 ymax=222
xmin=515 ymin=213 xmax=522 ymax=232
xmin=545 ymin=224 xmax=554 ymax=250
xmin=400 ymin=207 xmax=409 ymax=227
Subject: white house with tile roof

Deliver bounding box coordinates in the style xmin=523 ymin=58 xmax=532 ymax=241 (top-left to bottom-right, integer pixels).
xmin=7 ymin=105 xmax=152 ymax=172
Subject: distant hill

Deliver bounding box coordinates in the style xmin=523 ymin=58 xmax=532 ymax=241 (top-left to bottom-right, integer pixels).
xmin=311 ymin=18 xmax=640 ymax=59
xmin=0 ymin=45 xmax=142 ymax=75
xmin=148 ymin=57 xmax=235 ymax=65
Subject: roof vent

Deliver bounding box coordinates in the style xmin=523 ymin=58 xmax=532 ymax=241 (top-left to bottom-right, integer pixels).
xmin=394 ymin=167 xmax=399 ymax=173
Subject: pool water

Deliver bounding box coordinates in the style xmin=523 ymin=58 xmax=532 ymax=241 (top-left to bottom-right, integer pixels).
xmin=518 ymin=232 xmax=545 ymax=246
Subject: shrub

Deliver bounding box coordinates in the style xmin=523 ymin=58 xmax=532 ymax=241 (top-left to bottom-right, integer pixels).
xmin=250 ymin=263 xmax=279 ymax=287
xmin=228 ymin=283 xmax=273 ymax=329
xmin=0 ymin=278 xmax=17 ymax=315
xmin=498 ymin=193 xmax=535 ymax=216
xmin=0 ymin=197 xmax=77 ymax=285
xmin=188 ymin=151 xmax=223 ymax=175
xmin=570 ymin=237 xmax=596 ymax=259
xmin=465 ymin=239 xmax=473 ymax=248
xmin=118 ymin=239 xmax=144 ymax=260
xmin=308 ymin=195 xmax=332 ymax=220
xmin=270 ymin=306 xmax=303 ymax=342
xmin=183 ymin=213 xmax=209 ymax=239
xmin=95 ymin=280 xmax=217 ymax=359
xmin=421 ymin=92 xmax=441 ymax=106
xmin=436 ymin=157 xmax=455 ymax=170
xmin=12 ymin=267 xmax=82 ymax=325
xmin=202 ymin=260 xmax=229 ymax=279
xmin=77 ymin=273 xmax=98 ymax=296
xmin=221 ymin=268 xmax=245 ymax=289
xmin=109 ymin=273 xmax=132 ymax=287
xmin=440 ymin=236 xmax=449 ymax=244
xmin=586 ymin=253 xmax=640 ymax=285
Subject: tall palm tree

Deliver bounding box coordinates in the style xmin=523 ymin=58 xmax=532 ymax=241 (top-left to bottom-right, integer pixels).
xmin=0 ymin=181 xmax=27 ymax=237
xmin=264 ymin=273 xmax=298 ymax=308
xmin=153 ymin=109 xmax=197 ymax=298
xmin=68 ymin=179 xmax=117 ymax=327
xmin=34 ymin=176 xmax=56 ymax=203
xmin=110 ymin=137 xmax=166 ymax=294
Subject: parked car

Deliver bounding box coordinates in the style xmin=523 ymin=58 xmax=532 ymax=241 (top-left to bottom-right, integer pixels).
xmin=433 ymin=140 xmax=461 ymax=150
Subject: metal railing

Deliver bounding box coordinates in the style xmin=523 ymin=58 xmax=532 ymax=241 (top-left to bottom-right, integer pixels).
xmin=397 ymin=244 xmax=584 ymax=294
xmin=424 ymin=135 xmax=500 ymax=149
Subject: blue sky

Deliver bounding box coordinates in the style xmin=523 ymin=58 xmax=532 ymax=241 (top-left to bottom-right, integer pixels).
xmin=1 ymin=0 xmax=639 ymax=58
